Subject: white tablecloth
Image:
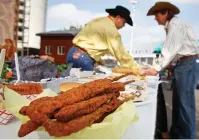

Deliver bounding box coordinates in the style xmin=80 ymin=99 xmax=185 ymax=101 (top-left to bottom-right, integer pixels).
xmin=0 ymin=76 xmax=159 ymax=139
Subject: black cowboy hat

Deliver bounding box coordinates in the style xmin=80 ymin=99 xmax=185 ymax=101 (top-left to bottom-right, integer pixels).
xmin=147 ymin=2 xmax=180 ymax=16
xmin=106 ymin=5 xmax=133 ymax=26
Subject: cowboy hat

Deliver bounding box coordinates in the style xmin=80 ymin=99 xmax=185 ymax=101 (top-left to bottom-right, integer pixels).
xmin=106 ymin=5 xmax=133 ymax=26
xmin=147 ymin=2 xmax=180 ymax=16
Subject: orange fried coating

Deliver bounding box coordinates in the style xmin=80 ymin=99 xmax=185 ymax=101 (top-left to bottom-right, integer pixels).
xmin=43 ymin=98 xmax=123 ymax=137
xmin=18 ymin=120 xmax=41 ymax=137
xmin=7 ymin=83 xmax=43 ymax=95
xmin=55 ymin=92 xmax=119 ymax=122
xmin=25 ymin=79 xmax=113 ymax=123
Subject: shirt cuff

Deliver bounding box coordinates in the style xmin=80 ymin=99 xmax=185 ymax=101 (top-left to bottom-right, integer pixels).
xmin=153 ymin=64 xmax=162 ymax=72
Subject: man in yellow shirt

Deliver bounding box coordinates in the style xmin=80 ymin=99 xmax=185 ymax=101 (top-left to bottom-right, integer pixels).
xmin=66 ymin=5 xmax=143 ymax=75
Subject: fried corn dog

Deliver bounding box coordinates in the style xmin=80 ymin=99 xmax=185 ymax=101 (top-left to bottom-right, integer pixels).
xmin=18 ymin=120 xmax=41 ymax=137
xmin=25 ymin=79 xmax=113 ymax=123
xmin=55 ymin=92 xmax=119 ymax=122
xmin=43 ymin=98 xmax=123 ymax=137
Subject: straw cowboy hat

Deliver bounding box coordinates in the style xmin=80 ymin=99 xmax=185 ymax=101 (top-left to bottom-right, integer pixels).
xmin=147 ymin=2 xmax=180 ymax=16
xmin=106 ymin=5 xmax=133 ymax=26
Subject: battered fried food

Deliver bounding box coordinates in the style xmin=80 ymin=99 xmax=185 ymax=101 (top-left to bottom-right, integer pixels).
xmin=94 ymin=111 xmax=115 ymax=123
xmin=18 ymin=120 xmax=41 ymax=137
xmin=104 ymin=81 xmax=130 ymax=93
xmin=25 ymin=79 xmax=113 ymax=123
xmin=19 ymin=97 xmax=52 ymax=116
xmin=112 ymin=67 xmax=137 ymax=75
xmin=102 ymin=80 xmax=134 ymax=94
xmin=7 ymin=83 xmax=43 ymax=95
xmin=95 ymin=94 xmax=136 ymax=123
xmin=43 ymin=98 xmax=123 ymax=137
xmin=25 ymin=99 xmax=63 ymax=123
xmin=56 ymin=78 xmax=113 ymax=103
xmin=55 ymin=92 xmax=119 ymax=122
xmin=18 ymin=76 xmax=134 ymax=137
xmin=110 ymin=73 xmax=133 ymax=81
xmin=19 ymin=106 xmax=28 ymax=115
xmin=23 ymin=79 xmax=134 ymax=124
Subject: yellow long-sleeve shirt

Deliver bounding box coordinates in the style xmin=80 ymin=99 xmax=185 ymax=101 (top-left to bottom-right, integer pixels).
xmin=73 ymin=16 xmax=141 ymax=74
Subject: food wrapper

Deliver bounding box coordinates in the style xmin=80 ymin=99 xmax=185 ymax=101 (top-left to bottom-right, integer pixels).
xmin=4 ymin=88 xmax=57 ymax=123
xmin=0 ymin=92 xmax=14 ymax=125
xmin=4 ymin=87 xmax=139 ymax=139
xmin=0 ymin=90 xmax=13 ymax=125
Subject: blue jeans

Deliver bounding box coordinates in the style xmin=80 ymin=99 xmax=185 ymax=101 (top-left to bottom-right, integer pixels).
xmin=170 ymin=57 xmax=199 ymax=139
xmin=66 ymin=46 xmax=95 ymax=71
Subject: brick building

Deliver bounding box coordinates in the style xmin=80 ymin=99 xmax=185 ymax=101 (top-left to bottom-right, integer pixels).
xmin=36 ymin=30 xmax=79 ymax=64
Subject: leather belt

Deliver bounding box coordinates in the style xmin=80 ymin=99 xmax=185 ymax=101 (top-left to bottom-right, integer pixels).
xmin=74 ymin=45 xmax=88 ymax=54
xmin=177 ymin=54 xmax=199 ymax=63
xmin=73 ymin=45 xmax=96 ymax=62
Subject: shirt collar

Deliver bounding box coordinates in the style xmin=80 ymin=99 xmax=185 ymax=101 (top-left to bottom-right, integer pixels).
xmin=164 ymin=21 xmax=169 ymax=31
xmin=164 ymin=16 xmax=176 ymax=32
xmin=107 ymin=16 xmax=117 ymax=28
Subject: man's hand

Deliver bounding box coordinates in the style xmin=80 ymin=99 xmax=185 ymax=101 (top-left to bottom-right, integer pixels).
xmin=140 ymin=68 xmax=147 ymax=76
xmin=145 ymin=68 xmax=159 ymax=76
xmin=98 ymin=60 xmax=105 ymax=66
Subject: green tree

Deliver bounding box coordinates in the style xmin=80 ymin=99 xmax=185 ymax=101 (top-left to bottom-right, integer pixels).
xmin=69 ymin=25 xmax=82 ymax=30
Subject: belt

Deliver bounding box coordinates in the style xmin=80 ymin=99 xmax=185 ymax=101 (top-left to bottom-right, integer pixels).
xmin=73 ymin=45 xmax=96 ymax=62
xmin=177 ymin=54 xmax=199 ymax=62
xmin=74 ymin=45 xmax=88 ymax=54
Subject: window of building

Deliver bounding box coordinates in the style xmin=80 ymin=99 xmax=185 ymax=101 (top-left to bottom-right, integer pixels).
xmin=57 ymin=46 xmax=65 ymax=55
xmin=18 ymin=18 xmax=24 ymax=23
xmin=141 ymin=58 xmax=146 ymax=63
xmin=19 ymin=1 xmax=25 ymax=6
xmin=19 ymin=10 xmax=24 ymax=14
xmin=18 ymin=36 xmax=23 ymax=41
xmin=45 ymin=46 xmax=51 ymax=54
xmin=148 ymin=58 xmax=153 ymax=65
xmin=18 ymin=27 xmax=23 ymax=32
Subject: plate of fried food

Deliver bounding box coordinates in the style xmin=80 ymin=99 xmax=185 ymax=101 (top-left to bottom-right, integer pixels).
xmin=7 ymin=74 xmax=138 ymax=138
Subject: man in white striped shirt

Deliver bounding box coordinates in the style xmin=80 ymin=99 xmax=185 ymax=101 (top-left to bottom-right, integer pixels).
xmin=146 ymin=2 xmax=199 ymax=139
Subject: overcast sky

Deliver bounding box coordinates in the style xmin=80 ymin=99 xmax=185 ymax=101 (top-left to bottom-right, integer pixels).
xmin=46 ymin=0 xmax=199 ymax=53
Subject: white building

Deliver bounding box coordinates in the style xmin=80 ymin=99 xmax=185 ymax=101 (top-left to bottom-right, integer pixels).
xmin=17 ymin=0 xmax=47 ymax=55
xmin=131 ymin=42 xmax=162 ymax=65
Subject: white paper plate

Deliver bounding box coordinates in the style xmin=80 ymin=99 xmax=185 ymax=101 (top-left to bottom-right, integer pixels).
xmin=134 ymin=99 xmax=152 ymax=107
xmin=134 ymin=95 xmax=152 ymax=107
